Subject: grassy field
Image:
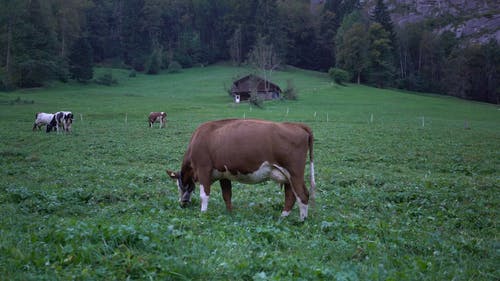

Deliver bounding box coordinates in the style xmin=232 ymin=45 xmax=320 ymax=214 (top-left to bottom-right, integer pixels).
xmin=0 ymin=65 xmax=498 ymax=280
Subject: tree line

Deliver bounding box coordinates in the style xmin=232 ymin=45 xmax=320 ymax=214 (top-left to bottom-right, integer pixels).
xmin=0 ymin=0 xmax=498 ymax=103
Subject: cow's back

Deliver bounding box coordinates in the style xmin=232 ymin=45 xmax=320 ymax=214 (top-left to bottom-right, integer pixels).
xmin=188 ymin=119 xmax=310 ymax=174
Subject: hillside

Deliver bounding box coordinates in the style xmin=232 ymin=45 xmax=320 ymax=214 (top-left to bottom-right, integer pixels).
xmin=367 ymin=0 xmax=500 ymax=43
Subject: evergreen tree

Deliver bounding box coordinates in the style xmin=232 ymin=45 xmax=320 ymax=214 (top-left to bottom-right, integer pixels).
xmin=280 ymin=0 xmax=318 ymax=69
xmin=255 ymin=0 xmax=280 ymax=41
xmin=14 ymin=0 xmax=60 ymax=87
xmin=318 ymin=0 xmax=362 ymax=70
xmin=370 ymin=0 xmax=395 ymax=43
xmin=86 ymin=0 xmax=122 ymax=63
xmin=68 ymin=37 xmax=93 ymax=82
xmin=444 ymin=41 xmax=500 ymax=103
xmin=121 ymin=0 xmax=149 ymax=70
xmin=371 ymin=0 xmax=398 ymax=83
xmin=317 ymin=0 xmax=341 ymax=70
xmin=368 ymin=23 xmax=394 ymax=88
xmin=336 ymin=17 xmax=369 ymax=84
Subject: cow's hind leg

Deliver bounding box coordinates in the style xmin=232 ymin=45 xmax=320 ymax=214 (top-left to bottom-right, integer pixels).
xmin=220 ymin=179 xmax=233 ymax=211
xmin=281 ymin=183 xmax=296 ymax=218
xmin=291 ymin=177 xmax=310 ymax=221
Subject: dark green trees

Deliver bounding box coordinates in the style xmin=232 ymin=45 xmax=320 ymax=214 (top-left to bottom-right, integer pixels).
xmin=69 ymin=37 xmax=93 ymax=82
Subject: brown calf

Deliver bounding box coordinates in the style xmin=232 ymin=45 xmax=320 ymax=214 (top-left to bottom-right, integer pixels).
xmin=148 ymin=112 xmax=167 ymax=128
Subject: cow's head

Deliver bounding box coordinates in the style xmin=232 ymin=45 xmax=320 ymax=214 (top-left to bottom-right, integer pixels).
xmin=167 ymin=169 xmax=195 ymax=207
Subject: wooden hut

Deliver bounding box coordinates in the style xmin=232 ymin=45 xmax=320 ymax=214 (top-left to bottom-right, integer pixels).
xmin=230 ymin=74 xmax=282 ymax=102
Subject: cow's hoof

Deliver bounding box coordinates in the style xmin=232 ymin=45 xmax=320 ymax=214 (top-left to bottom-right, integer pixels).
xmin=281 ymin=210 xmax=291 ymax=217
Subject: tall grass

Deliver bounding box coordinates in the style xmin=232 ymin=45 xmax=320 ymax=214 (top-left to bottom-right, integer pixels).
xmin=0 ymin=65 xmax=498 ymax=280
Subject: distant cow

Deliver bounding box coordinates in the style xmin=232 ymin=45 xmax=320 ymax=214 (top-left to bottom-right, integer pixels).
xmin=54 ymin=111 xmax=74 ymax=132
xmin=148 ymin=112 xmax=167 ymax=128
xmin=33 ymin=112 xmax=57 ymax=133
xmin=167 ymin=119 xmax=316 ymax=221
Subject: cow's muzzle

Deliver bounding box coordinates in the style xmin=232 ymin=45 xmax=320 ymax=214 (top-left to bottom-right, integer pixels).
xmin=179 ymin=191 xmax=193 ymax=207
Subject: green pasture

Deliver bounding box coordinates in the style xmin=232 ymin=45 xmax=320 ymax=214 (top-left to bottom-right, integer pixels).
xmin=0 ymin=65 xmax=498 ymax=280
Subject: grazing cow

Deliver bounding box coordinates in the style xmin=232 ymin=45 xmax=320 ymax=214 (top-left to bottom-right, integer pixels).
xmin=148 ymin=112 xmax=167 ymax=128
xmin=33 ymin=112 xmax=57 ymax=133
xmin=54 ymin=111 xmax=74 ymax=132
xmin=167 ymin=119 xmax=316 ymax=221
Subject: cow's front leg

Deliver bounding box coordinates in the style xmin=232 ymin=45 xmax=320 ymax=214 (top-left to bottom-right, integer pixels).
xmin=220 ymin=179 xmax=232 ymax=211
xmin=199 ymin=183 xmax=211 ymax=212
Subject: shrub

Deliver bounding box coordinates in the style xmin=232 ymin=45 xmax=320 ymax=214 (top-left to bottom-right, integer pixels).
xmin=167 ymin=61 xmax=182 ymax=73
xmin=328 ymin=67 xmax=350 ymax=85
xmin=95 ymin=73 xmax=118 ymax=86
xmin=249 ymin=92 xmax=264 ymax=108
xmin=129 ymin=70 xmax=137 ymax=78
xmin=146 ymin=48 xmax=163 ymax=74
xmin=283 ymin=79 xmax=298 ymax=100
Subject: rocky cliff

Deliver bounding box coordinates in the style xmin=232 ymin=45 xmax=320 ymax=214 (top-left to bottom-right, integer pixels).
xmin=373 ymin=0 xmax=500 ymax=43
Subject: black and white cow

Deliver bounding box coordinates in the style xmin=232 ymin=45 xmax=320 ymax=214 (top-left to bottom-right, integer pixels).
xmin=33 ymin=111 xmax=73 ymax=133
xmin=54 ymin=111 xmax=74 ymax=132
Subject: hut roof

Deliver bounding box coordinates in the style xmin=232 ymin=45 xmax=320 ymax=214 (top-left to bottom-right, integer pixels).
xmin=231 ymin=74 xmax=282 ymax=94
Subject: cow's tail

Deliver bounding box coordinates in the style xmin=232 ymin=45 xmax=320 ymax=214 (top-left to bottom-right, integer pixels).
xmin=296 ymin=124 xmax=316 ymax=205
xmin=33 ymin=113 xmax=40 ymax=131
xmin=307 ymin=126 xmax=316 ymax=206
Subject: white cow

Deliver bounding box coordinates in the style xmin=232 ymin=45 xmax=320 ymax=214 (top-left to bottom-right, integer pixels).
xmin=33 ymin=112 xmax=57 ymax=133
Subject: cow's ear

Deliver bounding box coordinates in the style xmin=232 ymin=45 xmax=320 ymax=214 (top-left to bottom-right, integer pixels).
xmin=166 ymin=170 xmax=179 ymax=179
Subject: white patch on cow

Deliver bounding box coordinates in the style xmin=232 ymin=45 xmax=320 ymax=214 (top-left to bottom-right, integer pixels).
xmin=211 ymin=161 xmax=289 ymax=184
xmin=281 ymin=210 xmax=291 ymax=217
xmin=200 ymin=184 xmax=209 ymax=212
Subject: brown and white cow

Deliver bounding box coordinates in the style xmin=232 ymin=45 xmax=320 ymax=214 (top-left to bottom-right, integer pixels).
xmin=148 ymin=112 xmax=167 ymax=128
xmin=167 ymin=119 xmax=316 ymax=221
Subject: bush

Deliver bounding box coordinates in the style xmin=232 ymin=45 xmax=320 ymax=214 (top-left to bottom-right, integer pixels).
xmin=129 ymin=70 xmax=137 ymax=78
xmin=167 ymin=61 xmax=182 ymax=73
xmin=146 ymin=48 xmax=163 ymax=74
xmin=249 ymin=92 xmax=264 ymax=108
xmin=95 ymin=73 xmax=118 ymax=86
xmin=328 ymin=67 xmax=350 ymax=85
xmin=283 ymin=79 xmax=298 ymax=100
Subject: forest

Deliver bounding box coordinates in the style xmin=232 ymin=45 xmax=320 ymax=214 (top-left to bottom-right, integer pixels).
xmin=0 ymin=0 xmax=499 ymax=103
